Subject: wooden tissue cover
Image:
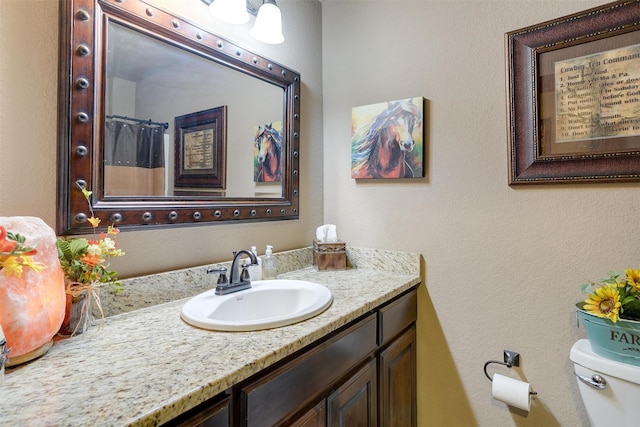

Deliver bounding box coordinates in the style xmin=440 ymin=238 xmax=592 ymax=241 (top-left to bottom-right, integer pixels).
xmin=313 ymin=240 xmax=346 ymax=271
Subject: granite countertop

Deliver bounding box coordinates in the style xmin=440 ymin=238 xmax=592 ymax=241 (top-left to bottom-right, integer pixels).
xmin=0 ymin=247 xmax=420 ymax=426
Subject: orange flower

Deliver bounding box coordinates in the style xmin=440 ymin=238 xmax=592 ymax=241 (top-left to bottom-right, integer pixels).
xmin=87 ymin=216 xmax=101 ymax=228
xmin=80 ymin=253 xmax=104 ymax=267
xmin=0 ymin=226 xmax=43 ymax=277
xmin=100 ymin=226 xmax=120 ymax=240
xmin=0 ymin=226 xmax=17 ymax=253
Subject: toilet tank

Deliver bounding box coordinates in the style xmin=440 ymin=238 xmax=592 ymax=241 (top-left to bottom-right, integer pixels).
xmin=570 ymin=339 xmax=640 ymax=427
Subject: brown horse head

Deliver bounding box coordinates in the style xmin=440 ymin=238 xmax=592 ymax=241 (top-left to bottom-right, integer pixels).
xmin=351 ymin=99 xmax=421 ymax=178
xmin=254 ymin=123 xmax=282 ymax=182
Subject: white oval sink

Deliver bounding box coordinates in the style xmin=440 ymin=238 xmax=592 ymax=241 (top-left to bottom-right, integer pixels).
xmin=181 ymin=280 xmax=333 ymax=331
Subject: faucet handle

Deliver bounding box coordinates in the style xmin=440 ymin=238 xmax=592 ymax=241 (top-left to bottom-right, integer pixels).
xmin=207 ymin=267 xmax=228 ymax=286
xmin=240 ymin=264 xmax=251 ymax=283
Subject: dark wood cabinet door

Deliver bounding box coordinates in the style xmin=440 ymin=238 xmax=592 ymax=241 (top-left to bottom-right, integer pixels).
xmin=165 ymin=395 xmax=230 ymax=427
xmin=241 ymin=314 xmax=377 ymax=427
xmin=327 ymin=359 xmax=377 ymax=427
xmin=378 ymin=326 xmax=416 ymax=427
xmin=290 ymin=400 xmax=327 ymax=427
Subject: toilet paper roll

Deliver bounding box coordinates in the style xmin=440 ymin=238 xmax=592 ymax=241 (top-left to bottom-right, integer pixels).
xmin=491 ymin=373 xmax=532 ymax=412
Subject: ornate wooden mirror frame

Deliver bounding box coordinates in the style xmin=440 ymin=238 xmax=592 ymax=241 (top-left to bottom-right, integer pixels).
xmin=57 ymin=0 xmax=300 ymax=234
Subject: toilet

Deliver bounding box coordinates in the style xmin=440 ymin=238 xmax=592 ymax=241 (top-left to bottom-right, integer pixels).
xmin=570 ymin=339 xmax=640 ymax=426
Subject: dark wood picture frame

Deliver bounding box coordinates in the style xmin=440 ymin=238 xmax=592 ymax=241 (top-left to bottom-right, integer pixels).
xmin=506 ymin=0 xmax=640 ymax=185
xmin=174 ymin=106 xmax=227 ymax=188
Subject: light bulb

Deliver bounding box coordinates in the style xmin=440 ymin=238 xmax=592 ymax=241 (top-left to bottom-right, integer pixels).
xmin=209 ymin=0 xmax=250 ymax=25
xmin=249 ymin=0 xmax=284 ymax=44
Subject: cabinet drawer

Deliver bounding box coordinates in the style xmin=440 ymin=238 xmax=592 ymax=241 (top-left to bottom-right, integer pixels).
xmin=378 ymin=289 xmax=417 ymax=346
xmin=240 ymin=313 xmax=377 ymax=427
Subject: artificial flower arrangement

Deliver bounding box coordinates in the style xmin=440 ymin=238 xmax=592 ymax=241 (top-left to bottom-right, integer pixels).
xmin=0 ymin=226 xmax=43 ymax=277
xmin=579 ymin=269 xmax=640 ymax=323
xmin=56 ymin=188 xmax=124 ymax=335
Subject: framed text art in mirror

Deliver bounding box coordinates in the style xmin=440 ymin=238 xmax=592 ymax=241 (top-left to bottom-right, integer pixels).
xmin=175 ymin=106 xmax=227 ymax=189
xmin=506 ymin=0 xmax=640 ymax=184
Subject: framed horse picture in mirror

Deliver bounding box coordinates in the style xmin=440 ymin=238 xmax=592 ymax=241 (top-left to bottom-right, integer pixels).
xmin=351 ymin=96 xmax=425 ymax=179
xmin=254 ymin=122 xmax=283 ymax=183
xmin=174 ymin=106 xmax=227 ymax=189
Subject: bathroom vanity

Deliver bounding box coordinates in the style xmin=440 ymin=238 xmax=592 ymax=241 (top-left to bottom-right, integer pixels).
xmin=172 ymin=285 xmax=416 ymax=426
xmin=0 ymin=247 xmax=420 ymax=426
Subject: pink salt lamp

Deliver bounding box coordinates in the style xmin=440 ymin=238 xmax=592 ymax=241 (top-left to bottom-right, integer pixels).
xmin=0 ymin=217 xmax=65 ymax=364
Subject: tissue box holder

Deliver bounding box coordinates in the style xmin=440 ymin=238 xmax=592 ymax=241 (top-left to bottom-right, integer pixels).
xmin=313 ymin=240 xmax=346 ymax=271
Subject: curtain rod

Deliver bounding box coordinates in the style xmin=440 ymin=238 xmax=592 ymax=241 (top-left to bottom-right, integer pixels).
xmin=106 ymin=114 xmax=168 ymax=130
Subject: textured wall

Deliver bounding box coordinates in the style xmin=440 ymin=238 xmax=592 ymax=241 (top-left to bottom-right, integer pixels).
xmin=0 ymin=0 xmax=324 ymax=277
xmin=321 ymin=1 xmax=639 ymax=426
xmin=4 ymin=0 xmax=640 ymax=425
xmin=0 ymin=0 xmax=59 ymax=221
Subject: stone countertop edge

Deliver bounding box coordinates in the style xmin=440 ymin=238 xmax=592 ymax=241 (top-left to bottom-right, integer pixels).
xmin=1 ymin=247 xmax=421 ymax=427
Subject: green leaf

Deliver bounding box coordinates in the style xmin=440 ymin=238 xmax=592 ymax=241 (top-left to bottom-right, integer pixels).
xmin=622 ymin=299 xmax=640 ymax=320
xmin=68 ymin=238 xmax=88 ymax=256
xmin=56 ymin=239 xmax=73 ymax=260
xmin=602 ymin=271 xmax=622 ymax=284
xmin=580 ymin=282 xmax=593 ymax=293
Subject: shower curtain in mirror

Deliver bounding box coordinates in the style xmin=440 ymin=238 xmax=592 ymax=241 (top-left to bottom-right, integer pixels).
xmin=104 ymin=120 xmax=167 ymax=196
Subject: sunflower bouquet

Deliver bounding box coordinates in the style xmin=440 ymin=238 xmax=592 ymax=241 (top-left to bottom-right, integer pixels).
xmin=579 ymin=269 xmax=640 ymax=323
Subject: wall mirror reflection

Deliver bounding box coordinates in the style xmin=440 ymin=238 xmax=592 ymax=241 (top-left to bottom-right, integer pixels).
xmin=57 ymin=0 xmax=301 ymax=235
xmin=105 ymin=21 xmax=284 ymax=198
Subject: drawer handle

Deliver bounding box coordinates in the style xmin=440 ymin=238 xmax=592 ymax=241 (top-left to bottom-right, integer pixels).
xmin=576 ymin=373 xmax=607 ymax=390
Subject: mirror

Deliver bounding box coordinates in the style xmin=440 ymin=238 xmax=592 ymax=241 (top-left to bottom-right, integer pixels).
xmin=57 ymin=0 xmax=300 ymax=234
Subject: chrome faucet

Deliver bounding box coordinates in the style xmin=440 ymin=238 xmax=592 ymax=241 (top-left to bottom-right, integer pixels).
xmin=207 ymin=249 xmax=258 ymax=295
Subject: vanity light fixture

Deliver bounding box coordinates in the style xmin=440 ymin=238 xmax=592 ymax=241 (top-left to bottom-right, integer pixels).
xmin=208 ymin=0 xmax=250 ymax=24
xmin=202 ymin=0 xmax=284 ymax=44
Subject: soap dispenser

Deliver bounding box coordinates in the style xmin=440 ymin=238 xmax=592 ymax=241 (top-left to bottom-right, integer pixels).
xmin=263 ymin=245 xmax=278 ymax=280
xmin=247 ymin=246 xmax=262 ymax=281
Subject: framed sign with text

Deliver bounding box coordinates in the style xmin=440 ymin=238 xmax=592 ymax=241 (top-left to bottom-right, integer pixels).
xmin=506 ymin=0 xmax=640 ymax=184
xmin=174 ymin=106 xmax=227 ymax=188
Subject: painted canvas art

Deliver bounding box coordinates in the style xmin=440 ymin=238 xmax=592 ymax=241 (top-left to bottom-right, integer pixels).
xmin=253 ymin=121 xmax=283 ymax=182
xmin=351 ymin=97 xmax=424 ymax=179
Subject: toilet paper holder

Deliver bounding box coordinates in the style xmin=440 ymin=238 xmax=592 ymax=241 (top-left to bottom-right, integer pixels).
xmin=484 ymin=350 xmax=537 ymax=395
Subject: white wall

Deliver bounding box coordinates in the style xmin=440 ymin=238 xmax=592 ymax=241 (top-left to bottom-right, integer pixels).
xmin=321 ymin=1 xmax=639 ymax=426
xmin=0 ymin=0 xmax=324 ymax=277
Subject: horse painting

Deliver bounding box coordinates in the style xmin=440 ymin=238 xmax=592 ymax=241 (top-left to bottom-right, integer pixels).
xmin=351 ymin=97 xmax=423 ymax=179
xmin=254 ymin=122 xmax=283 ymax=182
